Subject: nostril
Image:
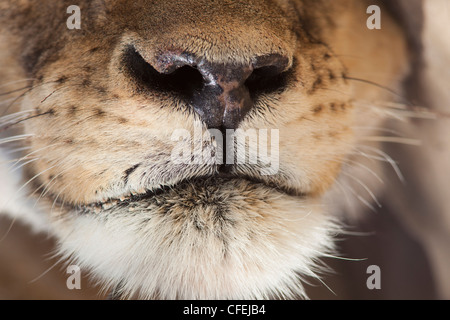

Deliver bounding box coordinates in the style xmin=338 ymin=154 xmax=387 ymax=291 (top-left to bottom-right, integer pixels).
xmin=164 ymin=65 xmax=204 ymax=95
xmin=245 ymin=54 xmax=292 ymax=99
xmin=245 ymin=65 xmax=291 ymax=99
xmin=122 ymin=45 xmax=293 ymax=129
xmin=122 ymin=45 xmax=204 ymax=97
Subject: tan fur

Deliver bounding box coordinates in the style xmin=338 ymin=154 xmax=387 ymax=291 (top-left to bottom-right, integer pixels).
xmin=0 ymin=0 xmax=417 ymax=299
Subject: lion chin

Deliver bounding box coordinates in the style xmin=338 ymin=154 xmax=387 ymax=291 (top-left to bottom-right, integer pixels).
xmin=50 ymin=177 xmax=337 ymax=299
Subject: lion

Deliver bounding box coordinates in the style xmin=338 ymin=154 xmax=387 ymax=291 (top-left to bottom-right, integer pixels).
xmin=0 ymin=0 xmax=449 ymax=299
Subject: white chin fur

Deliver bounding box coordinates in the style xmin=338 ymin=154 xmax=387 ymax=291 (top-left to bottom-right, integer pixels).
xmin=52 ymin=180 xmax=338 ymax=299
xmin=0 ymin=149 xmax=49 ymax=232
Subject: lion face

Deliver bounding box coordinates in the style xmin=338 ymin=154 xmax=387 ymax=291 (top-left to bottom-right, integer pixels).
xmin=0 ymin=0 xmax=408 ymax=299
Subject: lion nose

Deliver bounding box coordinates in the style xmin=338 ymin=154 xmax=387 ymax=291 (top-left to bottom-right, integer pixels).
xmin=124 ymin=46 xmax=290 ymax=129
xmin=188 ymin=61 xmax=254 ymax=130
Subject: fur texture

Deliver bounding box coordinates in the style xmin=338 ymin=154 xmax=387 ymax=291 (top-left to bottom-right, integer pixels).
xmin=1 ymin=0 xmax=447 ymax=299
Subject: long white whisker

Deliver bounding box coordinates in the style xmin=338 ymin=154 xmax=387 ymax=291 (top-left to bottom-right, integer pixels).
xmin=332 ymin=179 xmax=355 ymax=208
xmin=359 ymin=136 xmax=422 ymax=146
xmin=33 ymin=163 xmax=78 ymax=208
xmin=8 ymin=143 xmax=61 ymax=170
xmin=0 ymin=97 xmax=24 ymax=107
xmin=3 ymin=146 xmax=32 ymax=155
xmin=0 ymin=134 xmax=34 ymax=146
xmin=356 ymin=145 xmax=405 ymax=184
xmin=15 ymin=164 xmax=60 ymax=197
xmin=341 ymin=171 xmax=382 ymax=208
xmin=354 ymin=100 xmax=439 ymax=118
xmin=0 ymin=79 xmax=35 ymax=89
xmin=304 ymin=265 xmax=337 ymax=297
xmin=340 ymin=182 xmax=377 ymax=213
xmin=343 ymin=158 xmax=384 ymax=184
xmin=352 ymin=125 xmax=403 ymax=136
xmin=28 ymin=260 xmax=61 ymax=284
xmin=0 ymin=109 xmax=35 ymax=124
xmin=309 ymin=247 xmax=367 ymax=262
xmin=8 ymin=157 xmax=40 ymax=173
xmin=51 ymin=185 xmax=70 ymax=213
xmin=0 ymin=217 xmax=17 ymax=244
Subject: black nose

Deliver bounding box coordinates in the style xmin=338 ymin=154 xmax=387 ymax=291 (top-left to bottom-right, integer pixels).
xmin=124 ymin=46 xmax=290 ymax=129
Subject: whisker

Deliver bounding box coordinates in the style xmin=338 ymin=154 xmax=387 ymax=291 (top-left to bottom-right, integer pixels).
xmin=354 ymin=100 xmax=444 ymax=120
xmin=0 ymin=96 xmax=26 ymax=107
xmin=375 ymin=100 xmax=450 ymax=119
xmin=304 ymin=265 xmax=337 ymax=297
xmin=354 ymin=101 xmax=411 ymax=121
xmin=33 ymin=163 xmax=77 ymax=209
xmin=0 ymin=85 xmax=32 ymax=97
xmin=341 ymin=171 xmax=382 ymax=208
xmin=1 ymin=86 xmax=37 ymax=117
xmin=0 ymin=110 xmax=55 ymax=133
xmin=40 ymin=87 xmax=65 ymax=104
xmin=359 ymin=136 xmax=422 ymax=146
xmin=351 ymin=125 xmax=403 ymax=136
xmin=0 ymin=78 xmax=36 ymax=89
xmin=8 ymin=157 xmax=40 ymax=173
xmin=342 ymin=158 xmax=384 ymax=184
xmin=3 ymin=146 xmax=32 ymax=155
xmin=8 ymin=143 xmax=61 ymax=171
xmin=0 ymin=109 xmax=35 ymax=124
xmin=356 ymin=145 xmax=405 ymax=184
xmin=332 ymin=179 xmax=355 ymax=208
xmin=50 ymin=185 xmax=70 ymax=214
xmin=344 ymin=76 xmax=412 ymax=105
xmin=15 ymin=164 xmax=60 ymax=197
xmin=28 ymin=260 xmax=61 ymax=284
xmin=0 ymin=217 xmax=17 ymax=244
xmin=0 ymin=134 xmax=34 ymax=146
xmin=340 ymin=181 xmax=377 ymax=213
xmin=315 ymin=251 xmax=367 ymax=262
xmin=0 ymin=77 xmax=67 ymax=117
